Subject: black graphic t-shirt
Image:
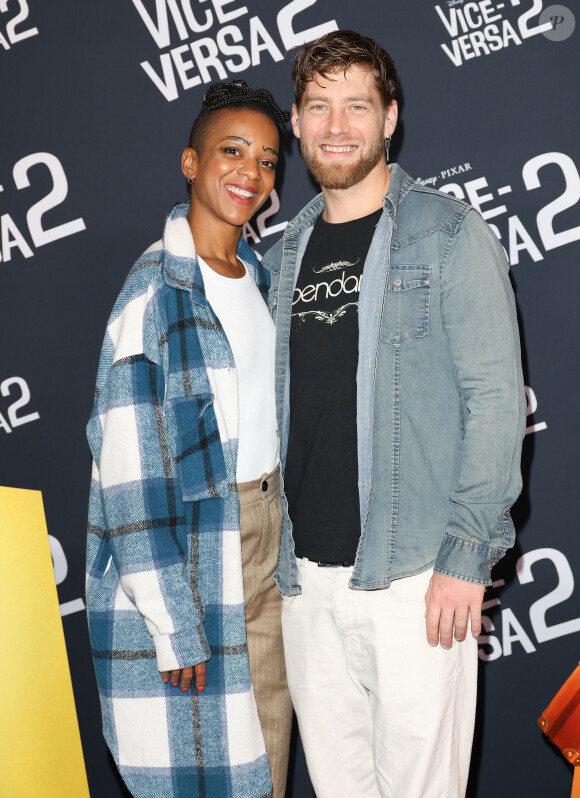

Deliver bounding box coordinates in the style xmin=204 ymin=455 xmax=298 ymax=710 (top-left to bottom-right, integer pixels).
xmin=285 ymin=207 xmax=383 ymax=563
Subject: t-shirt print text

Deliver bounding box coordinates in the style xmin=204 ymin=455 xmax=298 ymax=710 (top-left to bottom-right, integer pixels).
xmin=292 ymin=258 xmax=361 ymax=325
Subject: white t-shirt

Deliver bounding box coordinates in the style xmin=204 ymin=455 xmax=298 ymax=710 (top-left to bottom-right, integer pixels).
xmin=198 ymin=256 xmax=278 ymax=483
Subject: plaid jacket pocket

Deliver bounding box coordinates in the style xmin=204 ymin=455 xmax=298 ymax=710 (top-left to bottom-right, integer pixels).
xmin=170 ymin=394 xmax=228 ymax=501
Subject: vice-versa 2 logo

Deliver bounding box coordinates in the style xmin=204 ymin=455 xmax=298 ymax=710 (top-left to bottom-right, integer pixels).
xmin=131 ymin=0 xmax=338 ymax=101
xmin=434 ymin=0 xmax=553 ymax=66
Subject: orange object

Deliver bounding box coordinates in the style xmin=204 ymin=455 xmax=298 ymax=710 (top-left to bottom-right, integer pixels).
xmin=538 ymin=663 xmax=580 ymax=798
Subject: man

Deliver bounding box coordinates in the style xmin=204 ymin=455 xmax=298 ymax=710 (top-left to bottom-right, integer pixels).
xmin=263 ymin=30 xmax=526 ymax=798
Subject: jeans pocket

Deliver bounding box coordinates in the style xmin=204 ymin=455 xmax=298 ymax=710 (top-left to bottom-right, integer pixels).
xmin=388 ymin=568 xmax=433 ymax=605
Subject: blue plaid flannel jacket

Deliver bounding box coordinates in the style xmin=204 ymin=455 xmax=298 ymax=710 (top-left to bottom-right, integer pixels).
xmin=86 ymin=204 xmax=273 ymax=798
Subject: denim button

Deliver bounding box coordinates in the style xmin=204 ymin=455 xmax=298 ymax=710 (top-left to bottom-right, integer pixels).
xmin=261 ymin=480 xmax=268 ymax=492
xmin=394 ymin=277 xmax=402 ymax=286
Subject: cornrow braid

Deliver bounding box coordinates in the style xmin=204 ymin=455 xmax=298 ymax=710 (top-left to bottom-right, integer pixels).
xmin=188 ymin=80 xmax=289 ymax=151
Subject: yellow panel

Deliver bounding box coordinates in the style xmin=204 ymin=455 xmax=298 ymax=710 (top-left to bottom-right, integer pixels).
xmin=0 ymin=487 xmax=90 ymax=798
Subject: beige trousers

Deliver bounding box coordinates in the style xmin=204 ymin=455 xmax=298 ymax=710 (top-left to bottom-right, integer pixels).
xmin=238 ymin=466 xmax=292 ymax=798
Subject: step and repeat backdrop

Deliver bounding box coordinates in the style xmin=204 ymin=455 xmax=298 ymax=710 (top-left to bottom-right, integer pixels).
xmin=1 ymin=1 xmax=579 ymax=796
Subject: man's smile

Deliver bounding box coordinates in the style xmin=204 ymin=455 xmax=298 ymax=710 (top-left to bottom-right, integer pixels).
xmin=320 ymin=144 xmax=358 ymax=153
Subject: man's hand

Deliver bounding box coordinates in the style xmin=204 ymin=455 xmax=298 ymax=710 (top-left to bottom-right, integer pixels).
xmin=425 ymin=572 xmax=485 ymax=649
xmin=160 ymin=662 xmax=206 ymax=692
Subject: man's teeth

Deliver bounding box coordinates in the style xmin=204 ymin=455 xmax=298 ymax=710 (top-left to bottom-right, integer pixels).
xmin=321 ymin=145 xmax=357 ymax=152
xmin=227 ymin=185 xmax=256 ymax=198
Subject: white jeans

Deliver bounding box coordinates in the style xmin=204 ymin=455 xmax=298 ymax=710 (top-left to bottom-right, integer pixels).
xmin=281 ymin=559 xmax=478 ymax=798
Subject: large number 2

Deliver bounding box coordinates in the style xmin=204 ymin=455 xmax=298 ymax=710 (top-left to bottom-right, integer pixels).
xmin=0 ymin=377 xmax=40 ymax=427
xmin=277 ymin=0 xmax=337 ymax=49
xmin=516 ymin=548 xmax=580 ymax=643
xmin=12 ymin=153 xmax=86 ymax=247
xmin=522 ymin=152 xmax=580 ymax=251
xmin=515 ymin=0 xmax=553 ymax=38
xmin=0 ymin=0 xmax=38 ymax=44
xmin=256 ymin=189 xmax=287 ymax=239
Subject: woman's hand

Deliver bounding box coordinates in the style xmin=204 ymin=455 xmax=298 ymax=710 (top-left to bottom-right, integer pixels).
xmin=160 ymin=662 xmax=206 ymax=692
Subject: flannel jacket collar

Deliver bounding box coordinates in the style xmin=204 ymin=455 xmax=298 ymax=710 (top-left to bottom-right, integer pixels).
xmin=161 ymin=203 xmax=266 ymax=305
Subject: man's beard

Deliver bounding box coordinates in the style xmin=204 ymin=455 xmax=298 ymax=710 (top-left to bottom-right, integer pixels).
xmin=299 ymin=136 xmax=385 ymax=190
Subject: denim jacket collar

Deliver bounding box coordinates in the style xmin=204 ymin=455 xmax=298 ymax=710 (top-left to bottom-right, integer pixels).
xmin=382 ymin=162 xmax=416 ymax=219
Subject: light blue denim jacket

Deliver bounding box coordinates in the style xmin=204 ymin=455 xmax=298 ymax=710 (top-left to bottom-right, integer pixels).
xmin=262 ymin=164 xmax=526 ymax=594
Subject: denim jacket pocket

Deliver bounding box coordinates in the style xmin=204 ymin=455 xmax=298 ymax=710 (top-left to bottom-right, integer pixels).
xmin=380 ymin=264 xmax=431 ymax=345
xmin=169 ymin=394 xmax=228 ymax=502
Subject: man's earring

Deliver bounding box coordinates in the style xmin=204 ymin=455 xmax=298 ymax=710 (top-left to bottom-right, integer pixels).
xmin=187 ymin=177 xmax=195 ymax=185
xmin=384 ymin=137 xmax=391 ymax=162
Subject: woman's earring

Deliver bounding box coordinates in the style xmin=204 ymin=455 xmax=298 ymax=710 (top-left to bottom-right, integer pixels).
xmin=384 ymin=137 xmax=391 ymax=162
xmin=187 ymin=177 xmax=196 ymax=185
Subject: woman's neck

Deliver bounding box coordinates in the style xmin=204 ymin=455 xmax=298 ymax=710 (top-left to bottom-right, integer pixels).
xmin=187 ymin=201 xmax=244 ymax=278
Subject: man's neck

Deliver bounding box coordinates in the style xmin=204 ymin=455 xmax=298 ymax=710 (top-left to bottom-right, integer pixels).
xmin=321 ymin=163 xmax=391 ymax=224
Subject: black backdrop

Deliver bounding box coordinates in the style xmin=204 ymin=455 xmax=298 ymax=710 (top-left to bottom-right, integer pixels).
xmin=2 ymin=1 xmax=579 ymax=795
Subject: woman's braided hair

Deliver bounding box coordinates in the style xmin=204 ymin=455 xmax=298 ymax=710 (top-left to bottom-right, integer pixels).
xmin=188 ymin=80 xmax=289 ymax=151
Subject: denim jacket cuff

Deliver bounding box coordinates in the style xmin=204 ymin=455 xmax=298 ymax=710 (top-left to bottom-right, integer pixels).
xmin=434 ymin=534 xmax=505 ymax=586
xmin=153 ymin=626 xmax=210 ymax=672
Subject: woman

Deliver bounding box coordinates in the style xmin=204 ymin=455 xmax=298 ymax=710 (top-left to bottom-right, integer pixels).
xmin=86 ymin=81 xmax=292 ymax=798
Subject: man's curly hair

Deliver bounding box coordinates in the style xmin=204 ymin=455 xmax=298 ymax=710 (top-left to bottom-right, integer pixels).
xmin=292 ymin=30 xmax=399 ymax=109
